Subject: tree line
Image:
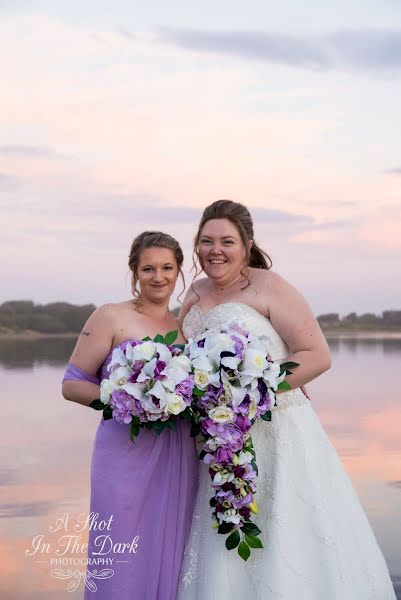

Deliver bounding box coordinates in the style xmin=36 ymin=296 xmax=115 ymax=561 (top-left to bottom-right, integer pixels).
xmin=0 ymin=301 xmax=400 ymax=334
xmin=317 ymin=311 xmax=401 ymax=330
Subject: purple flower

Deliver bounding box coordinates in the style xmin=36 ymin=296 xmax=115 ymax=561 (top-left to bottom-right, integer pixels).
xmin=129 ymin=360 xmax=145 ymax=382
xmin=234 ymin=466 xmax=245 ymax=478
xmin=110 ymin=389 xmax=135 ymax=424
xmin=215 ymin=447 xmax=233 ymax=465
xmin=231 ymin=335 xmax=245 ymax=360
xmin=235 ymin=414 xmax=252 ymax=432
xmin=232 ymin=493 xmax=252 ymax=509
xmin=153 ymin=360 xmax=166 ymax=380
xmin=176 ymin=377 xmax=194 ymax=399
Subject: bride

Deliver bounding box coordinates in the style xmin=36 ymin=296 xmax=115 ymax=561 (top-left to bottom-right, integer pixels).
xmin=177 ymin=200 xmax=396 ymax=599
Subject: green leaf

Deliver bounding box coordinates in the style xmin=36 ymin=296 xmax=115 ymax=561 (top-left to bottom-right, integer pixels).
xmin=278 ymin=380 xmax=292 ymax=391
xmin=241 ymin=523 xmax=262 ymax=536
xmin=250 ymin=459 xmax=258 ymax=476
xmin=238 ymin=540 xmax=251 ymax=561
xmin=153 ymin=333 xmax=164 ymax=343
xmin=141 ymin=336 xmax=151 ymax=341
xmin=193 ymin=387 xmax=205 ymax=396
xmin=261 ymin=410 xmax=272 ymax=422
xmin=165 ymin=419 xmax=176 ymax=431
xmin=103 ymin=406 xmax=113 ymax=421
xmin=90 ymin=399 xmax=104 ymax=410
xmin=152 ymin=421 xmax=166 ymax=435
xmin=225 ymin=530 xmax=240 ymax=550
xmin=164 ymin=330 xmax=178 ymax=345
xmin=218 ymin=522 xmax=233 ymax=535
xmin=190 ymin=422 xmax=201 ymax=438
xmin=280 ymin=361 xmax=299 ymax=371
xmin=129 ymin=421 xmax=140 ymax=443
xmin=245 ymin=534 xmax=263 ymax=549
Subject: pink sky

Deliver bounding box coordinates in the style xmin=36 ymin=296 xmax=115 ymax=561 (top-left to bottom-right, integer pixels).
xmin=1 ymin=11 xmax=400 ymax=314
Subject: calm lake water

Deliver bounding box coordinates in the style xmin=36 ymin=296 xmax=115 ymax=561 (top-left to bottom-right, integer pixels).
xmin=1 ymin=337 xmax=400 ymax=598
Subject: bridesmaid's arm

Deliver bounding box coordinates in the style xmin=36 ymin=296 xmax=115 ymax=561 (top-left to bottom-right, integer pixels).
xmin=266 ymin=272 xmax=331 ymax=390
xmin=61 ymin=304 xmax=116 ymax=407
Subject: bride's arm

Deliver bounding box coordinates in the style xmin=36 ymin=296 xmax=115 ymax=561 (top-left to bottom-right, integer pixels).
xmin=61 ymin=304 xmax=116 ymax=407
xmin=266 ymin=272 xmax=331 ymax=390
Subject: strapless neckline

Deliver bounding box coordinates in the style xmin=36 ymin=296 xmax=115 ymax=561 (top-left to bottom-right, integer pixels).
xmin=103 ymin=339 xmax=183 ymax=363
xmin=187 ymin=302 xmax=269 ymax=322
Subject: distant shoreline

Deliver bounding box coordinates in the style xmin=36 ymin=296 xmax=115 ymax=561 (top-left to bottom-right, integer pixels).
xmin=1 ymin=329 xmax=401 ymax=341
xmin=323 ymin=330 xmax=401 ymax=339
xmin=0 ymin=331 xmax=78 ymax=340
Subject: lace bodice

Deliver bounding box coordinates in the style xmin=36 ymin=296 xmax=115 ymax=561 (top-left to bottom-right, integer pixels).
xmin=183 ymin=302 xmax=289 ymax=362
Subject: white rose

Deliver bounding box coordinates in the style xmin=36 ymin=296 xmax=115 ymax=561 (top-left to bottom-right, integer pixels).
xmin=194 ymin=369 xmax=210 ymax=389
xmin=208 ymin=406 xmax=235 ymax=424
xmin=99 ymin=379 xmax=115 ymax=404
xmin=134 ymin=341 xmax=156 ymax=361
xmin=166 ymin=393 xmax=187 ymax=415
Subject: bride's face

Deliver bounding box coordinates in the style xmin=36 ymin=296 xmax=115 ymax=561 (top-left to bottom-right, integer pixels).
xmin=198 ymin=218 xmax=248 ymax=284
xmin=137 ymin=247 xmax=179 ymax=304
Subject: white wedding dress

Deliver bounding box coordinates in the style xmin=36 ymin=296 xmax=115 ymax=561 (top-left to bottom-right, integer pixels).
xmin=178 ymin=302 xmax=396 ymax=600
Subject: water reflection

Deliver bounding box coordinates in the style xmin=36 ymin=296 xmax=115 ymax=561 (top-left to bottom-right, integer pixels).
xmin=0 ymin=337 xmax=76 ymax=369
xmin=1 ymin=336 xmax=400 ymax=598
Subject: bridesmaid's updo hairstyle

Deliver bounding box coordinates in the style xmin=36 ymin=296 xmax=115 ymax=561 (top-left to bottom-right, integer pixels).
xmin=128 ymin=231 xmax=185 ymax=307
xmin=192 ymin=199 xmax=272 ymax=286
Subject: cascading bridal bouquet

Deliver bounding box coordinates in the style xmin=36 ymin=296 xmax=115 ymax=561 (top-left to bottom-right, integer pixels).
xmin=185 ymin=321 xmax=298 ymax=561
xmin=90 ymin=330 xmax=194 ymax=442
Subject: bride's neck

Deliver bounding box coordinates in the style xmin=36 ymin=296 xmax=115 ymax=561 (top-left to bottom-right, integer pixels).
xmin=208 ymin=271 xmax=245 ymax=296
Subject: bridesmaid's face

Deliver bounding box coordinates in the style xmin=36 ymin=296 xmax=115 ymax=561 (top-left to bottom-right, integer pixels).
xmin=137 ymin=247 xmax=179 ymax=303
xmin=198 ymin=219 xmax=248 ymax=283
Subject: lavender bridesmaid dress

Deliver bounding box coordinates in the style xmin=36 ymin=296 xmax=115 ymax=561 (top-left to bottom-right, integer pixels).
xmin=63 ymin=341 xmax=199 ymax=600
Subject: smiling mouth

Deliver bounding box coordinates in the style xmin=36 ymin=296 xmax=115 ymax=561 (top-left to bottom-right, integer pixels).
xmin=209 ymin=259 xmax=227 ymax=264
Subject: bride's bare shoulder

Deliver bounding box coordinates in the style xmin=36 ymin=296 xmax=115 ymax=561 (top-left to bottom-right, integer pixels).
xmin=251 ymin=268 xmax=288 ymax=291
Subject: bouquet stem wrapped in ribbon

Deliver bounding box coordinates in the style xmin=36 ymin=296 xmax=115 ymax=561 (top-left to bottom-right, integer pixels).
xmin=90 ymin=331 xmax=194 ymax=442
xmin=185 ymin=321 xmax=298 ymax=561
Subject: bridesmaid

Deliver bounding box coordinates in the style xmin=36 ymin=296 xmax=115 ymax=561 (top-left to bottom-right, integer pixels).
xmin=62 ymin=231 xmax=198 ymax=600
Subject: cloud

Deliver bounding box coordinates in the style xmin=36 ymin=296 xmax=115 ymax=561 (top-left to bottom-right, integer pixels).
xmin=0 ymin=145 xmax=74 ymax=160
xmin=0 ymin=500 xmax=56 ymax=518
xmin=388 ymin=480 xmax=401 ymax=489
xmin=0 ymin=173 xmax=20 ymax=190
xmin=158 ymin=28 xmax=401 ymax=74
xmin=383 ymin=166 xmax=401 ymax=174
